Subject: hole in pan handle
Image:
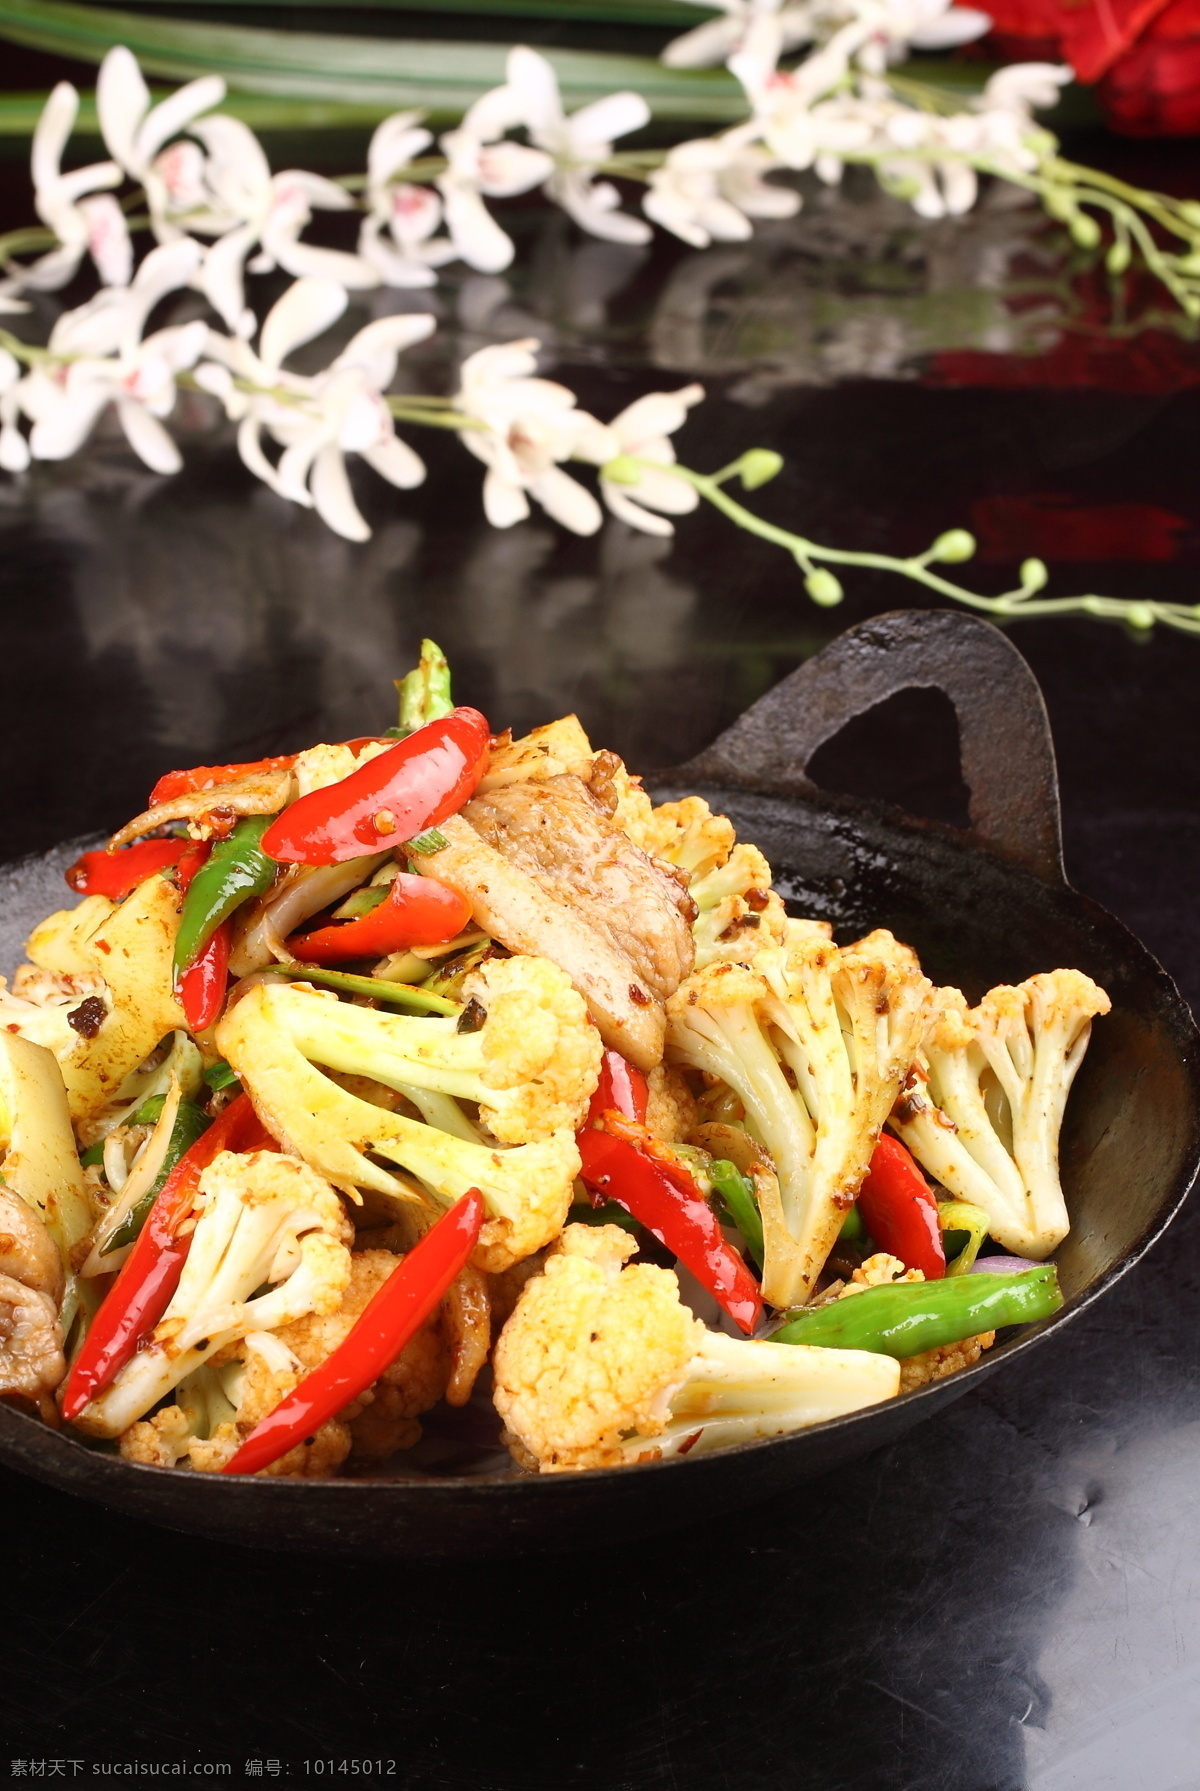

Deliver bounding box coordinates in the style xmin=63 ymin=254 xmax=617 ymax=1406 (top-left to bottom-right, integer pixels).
xmin=671 ymin=610 xmax=1066 ymax=887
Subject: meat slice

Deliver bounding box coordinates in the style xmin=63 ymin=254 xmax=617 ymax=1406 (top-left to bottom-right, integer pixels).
xmin=464 ymin=775 xmax=695 ymax=1004
xmin=417 ymin=817 xmax=667 ymax=1070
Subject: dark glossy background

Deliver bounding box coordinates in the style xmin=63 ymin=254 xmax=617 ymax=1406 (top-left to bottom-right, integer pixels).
xmin=2 ymin=96 xmax=1200 ymax=1788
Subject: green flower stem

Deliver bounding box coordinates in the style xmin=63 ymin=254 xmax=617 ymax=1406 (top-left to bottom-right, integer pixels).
xmin=632 ymin=455 xmax=1200 ymax=637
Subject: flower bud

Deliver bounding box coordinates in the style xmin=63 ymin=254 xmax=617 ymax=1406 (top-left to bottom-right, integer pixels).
xmin=1106 ymin=236 xmax=1131 ymax=276
xmin=1069 ymin=213 xmax=1101 ymax=250
xmin=1125 ymin=602 xmax=1155 ymax=632
xmin=1020 ymin=557 xmax=1048 ymax=593
xmin=930 ymin=528 xmax=976 ymax=564
xmin=601 ymin=453 xmax=641 ymax=487
xmin=738 ymin=449 xmax=784 ymax=490
xmin=804 ymin=567 xmax=843 ymax=606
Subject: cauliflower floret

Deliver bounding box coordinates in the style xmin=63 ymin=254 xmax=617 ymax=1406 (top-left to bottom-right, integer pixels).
xmin=689 ymin=845 xmax=793 ymax=969
xmin=461 ymin=954 xmax=602 ymax=1142
xmin=891 ymin=968 xmax=1111 ymax=1259
xmin=898 ymin=1331 xmax=996 ymax=1393
xmin=77 ymin=1150 xmax=353 ymax=1439
xmin=218 ymin=980 xmax=585 ymax=1273
xmin=291 ymin=743 xmax=358 ymax=797
xmin=281 ymin=1248 xmax=450 ymax=1460
xmin=645 ymin=1063 xmax=700 ymax=1144
xmin=633 ymin=797 xmax=736 ymax=881
xmin=493 ymin=1224 xmax=701 ymax=1472
xmin=841 ymin=1252 xmax=926 ymax=1293
xmin=668 ymin=933 xmax=931 ymax=1309
xmin=494 ymin=1223 xmax=900 ymax=1472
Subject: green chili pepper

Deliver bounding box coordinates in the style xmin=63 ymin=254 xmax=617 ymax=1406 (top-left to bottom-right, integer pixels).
xmin=938 ymin=1199 xmax=991 ymax=1276
xmin=203 ymin=1060 xmax=241 ymax=1092
xmin=567 ymin=1200 xmax=642 ymax=1235
xmin=709 ymin=1159 xmax=764 ymax=1271
xmin=395 ymin=639 xmax=454 ymax=737
xmin=129 ymin=1094 xmax=167 ymax=1126
xmin=838 ymin=1205 xmax=867 ymax=1246
xmin=104 ymin=1099 xmax=213 ymax=1253
xmin=771 ymin=1264 xmax=1062 ymax=1357
xmin=174 ymin=815 xmax=278 ymax=979
xmin=79 ymin=1140 xmax=105 ymax=1169
xmin=270 ymin=964 xmax=459 ymax=1014
xmin=335 ymin=885 xmax=390 ymax=920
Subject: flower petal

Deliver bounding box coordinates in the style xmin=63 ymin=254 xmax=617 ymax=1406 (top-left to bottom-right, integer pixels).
xmin=79 ymin=194 xmax=133 ymax=287
xmin=136 ymin=75 xmax=225 ymax=166
xmin=273 ymin=239 xmax=380 ymax=291
xmin=612 ymin=383 xmax=704 ymax=446
xmin=0 ymin=422 xmax=30 ymax=473
xmin=483 ymin=466 xmax=530 ymax=528
xmin=97 ymin=46 xmax=148 ymax=173
xmin=117 ymin=398 xmax=182 ymax=474
xmin=312 ymin=443 xmax=371 ymax=541
xmin=439 ymin=180 xmax=515 ymax=274
xmin=505 ymin=47 xmax=563 ymax=138
xmin=623 ymin=464 xmax=699 ymax=515
xmin=31 ymin=83 xmax=78 ymax=196
xmin=200 ymin=222 xmax=260 ymax=334
xmin=358 ymin=224 xmax=440 ymax=290
xmin=334 ymin=312 xmax=436 ymax=387
xmin=260 ymin=275 xmax=348 ymax=371
xmin=478 ymin=141 xmax=555 ymax=199
xmin=362 ymin=434 xmax=426 ymax=490
xmin=601 ymin=481 xmax=675 ymax=536
xmin=237 ymin=416 xmax=293 ymax=497
xmin=368 ymin=112 xmax=431 ymax=186
xmin=568 ymin=91 xmax=651 ymax=147
xmin=29 ymin=388 xmax=109 ymax=460
xmin=191 ymin=115 xmax=273 ymax=212
xmin=528 ymin=465 xmax=602 ymax=535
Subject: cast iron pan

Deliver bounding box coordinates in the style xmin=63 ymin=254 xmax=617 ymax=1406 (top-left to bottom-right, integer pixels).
xmin=1 ymin=611 xmax=1197 ymax=1558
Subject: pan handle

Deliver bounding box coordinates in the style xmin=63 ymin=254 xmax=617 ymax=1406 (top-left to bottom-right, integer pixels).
xmin=672 ymin=610 xmax=1065 ymax=885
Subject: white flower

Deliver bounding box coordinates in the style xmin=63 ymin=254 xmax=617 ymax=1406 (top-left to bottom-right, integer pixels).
xmin=3 ymin=83 xmax=127 ymax=298
xmin=437 ymin=87 xmax=555 ymax=274
xmin=12 ymin=240 xmax=206 ymax=474
xmin=662 ymin=0 xmax=816 ymax=71
xmin=358 ymin=113 xmax=457 ymax=288
xmin=0 ymin=347 xmax=29 ymax=471
xmin=197 ymin=276 xmax=433 ymax=542
xmin=503 ymin=47 xmax=651 ymax=246
xmin=982 ymin=62 xmax=1073 ymax=116
xmin=645 ymin=134 xmax=797 ymax=249
xmin=455 ymin=337 xmax=617 ymax=534
xmin=600 ymin=383 xmax=704 ymax=536
xmin=184 ymin=117 xmax=379 ymax=333
xmin=97 ymin=45 xmax=225 ymax=242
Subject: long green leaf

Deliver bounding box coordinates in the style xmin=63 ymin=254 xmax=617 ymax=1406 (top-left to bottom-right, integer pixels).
xmin=0 ymin=1 xmax=746 ymax=121
xmin=107 ymin=0 xmax=714 ymax=23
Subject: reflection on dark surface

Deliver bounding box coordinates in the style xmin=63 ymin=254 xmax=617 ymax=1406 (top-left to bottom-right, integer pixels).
xmin=2 ymin=145 xmax=1200 ymax=1788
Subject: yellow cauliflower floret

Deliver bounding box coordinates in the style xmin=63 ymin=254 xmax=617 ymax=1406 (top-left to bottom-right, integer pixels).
xmin=645 ymin=1063 xmax=700 ymax=1143
xmin=634 ymin=797 xmax=736 ymax=880
xmin=493 ymin=1224 xmax=702 ymax=1472
xmin=898 ymin=1331 xmax=996 ymax=1393
xmin=841 ymin=1252 xmax=927 ymax=1293
xmin=463 ymin=954 xmax=602 ymax=1142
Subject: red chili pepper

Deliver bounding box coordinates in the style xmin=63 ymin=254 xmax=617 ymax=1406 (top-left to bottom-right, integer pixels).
xmin=261 ymin=708 xmax=491 ymax=866
xmin=289 ymin=873 xmax=471 ymax=964
xmin=857 ymin=1134 xmax=946 ymax=1280
xmin=174 ymin=839 xmax=213 ymax=891
xmin=178 ymin=920 xmax=231 ymax=1031
xmin=65 ymin=838 xmax=186 ymax=900
xmin=61 ymin=1094 xmax=276 ymax=1422
xmin=222 ymin=1189 xmax=485 ymax=1476
xmin=577 ymin=1123 xmax=762 ymax=1334
xmin=149 ymin=755 xmax=300 ymax=808
xmin=586 ymin=1049 xmax=649 ymax=1128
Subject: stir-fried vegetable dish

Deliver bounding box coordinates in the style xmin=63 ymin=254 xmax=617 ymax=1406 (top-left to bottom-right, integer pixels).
xmin=0 ymin=644 xmax=1109 ymax=1478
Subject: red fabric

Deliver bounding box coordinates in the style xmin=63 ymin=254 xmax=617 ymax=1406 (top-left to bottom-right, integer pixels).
xmin=964 ymin=0 xmax=1200 ymax=132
